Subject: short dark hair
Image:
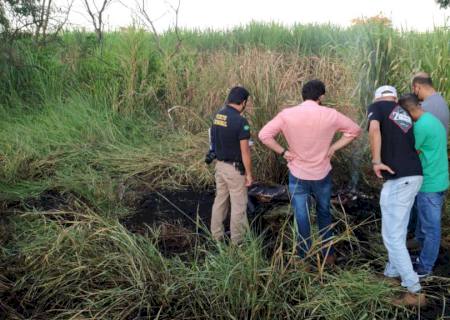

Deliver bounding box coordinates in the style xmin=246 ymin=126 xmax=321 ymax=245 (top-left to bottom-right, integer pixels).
xmin=301 ymin=80 xmax=326 ymax=101
xmin=412 ymin=76 xmax=433 ymax=87
xmin=227 ymin=86 xmax=250 ymax=105
xmin=398 ymin=93 xmax=420 ymax=111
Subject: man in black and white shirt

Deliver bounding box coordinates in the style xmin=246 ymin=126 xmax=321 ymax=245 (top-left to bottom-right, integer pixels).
xmin=367 ymin=85 xmax=425 ymax=306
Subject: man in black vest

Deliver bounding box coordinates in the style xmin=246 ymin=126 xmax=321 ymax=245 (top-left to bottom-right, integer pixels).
xmin=210 ymin=86 xmax=253 ymax=244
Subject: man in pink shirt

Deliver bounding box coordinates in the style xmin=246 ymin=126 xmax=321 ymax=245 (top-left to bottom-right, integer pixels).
xmin=258 ymin=80 xmax=361 ymax=263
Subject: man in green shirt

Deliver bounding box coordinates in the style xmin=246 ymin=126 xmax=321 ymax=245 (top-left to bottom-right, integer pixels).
xmin=399 ymin=93 xmax=449 ymax=277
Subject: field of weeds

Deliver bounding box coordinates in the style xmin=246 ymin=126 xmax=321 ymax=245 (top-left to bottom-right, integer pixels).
xmin=1 ymin=22 xmax=450 ymax=319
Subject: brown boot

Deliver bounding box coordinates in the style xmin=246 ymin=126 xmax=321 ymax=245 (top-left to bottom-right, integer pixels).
xmin=324 ymin=254 xmax=336 ymax=266
xmin=392 ymin=292 xmax=427 ymax=307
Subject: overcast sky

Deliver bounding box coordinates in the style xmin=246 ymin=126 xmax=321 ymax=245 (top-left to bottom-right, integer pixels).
xmin=68 ymin=0 xmax=450 ymax=32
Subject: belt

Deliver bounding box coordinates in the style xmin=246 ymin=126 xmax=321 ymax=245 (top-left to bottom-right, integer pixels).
xmin=218 ymin=160 xmax=245 ymax=175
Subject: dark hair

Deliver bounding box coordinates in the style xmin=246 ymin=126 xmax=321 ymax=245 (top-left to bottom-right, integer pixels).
xmin=227 ymin=86 xmax=250 ymax=105
xmin=301 ymin=80 xmax=326 ymax=101
xmin=412 ymin=76 xmax=433 ymax=87
xmin=398 ymin=93 xmax=420 ymax=111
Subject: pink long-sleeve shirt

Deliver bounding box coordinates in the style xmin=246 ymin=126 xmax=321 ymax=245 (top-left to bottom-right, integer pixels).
xmin=258 ymin=100 xmax=361 ymax=180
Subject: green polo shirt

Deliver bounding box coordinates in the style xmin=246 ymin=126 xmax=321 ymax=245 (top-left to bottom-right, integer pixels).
xmin=414 ymin=112 xmax=449 ymax=193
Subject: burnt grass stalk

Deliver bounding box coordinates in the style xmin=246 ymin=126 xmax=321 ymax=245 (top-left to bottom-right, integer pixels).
xmin=1 ymin=22 xmax=450 ymax=319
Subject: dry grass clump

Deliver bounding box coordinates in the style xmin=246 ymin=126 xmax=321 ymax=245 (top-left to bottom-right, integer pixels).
xmin=3 ymin=208 xmax=171 ymax=319
xmin=164 ymin=49 xmax=356 ymax=129
xmin=162 ymin=49 xmax=358 ymax=183
xmin=97 ymin=131 xmax=213 ymax=190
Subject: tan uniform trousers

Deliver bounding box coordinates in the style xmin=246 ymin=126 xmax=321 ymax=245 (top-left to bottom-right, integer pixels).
xmin=211 ymin=161 xmax=248 ymax=244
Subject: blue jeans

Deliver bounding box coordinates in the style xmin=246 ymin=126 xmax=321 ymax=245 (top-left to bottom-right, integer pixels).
xmin=415 ymin=191 xmax=445 ymax=273
xmin=380 ymin=176 xmax=422 ymax=293
xmin=288 ymin=172 xmax=333 ymax=258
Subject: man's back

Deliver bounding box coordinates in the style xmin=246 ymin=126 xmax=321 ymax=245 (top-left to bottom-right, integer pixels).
xmin=280 ymin=104 xmax=345 ymax=164
xmin=421 ymin=93 xmax=449 ymax=134
xmin=212 ymin=105 xmax=250 ymax=163
xmin=259 ymin=100 xmax=360 ymax=180
xmin=414 ymin=112 xmax=449 ymax=192
xmin=367 ymin=100 xmax=422 ymax=179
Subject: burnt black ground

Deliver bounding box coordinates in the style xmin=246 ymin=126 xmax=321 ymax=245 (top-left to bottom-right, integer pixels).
xmin=125 ymin=189 xmax=216 ymax=231
xmin=123 ymin=183 xmax=289 ymax=235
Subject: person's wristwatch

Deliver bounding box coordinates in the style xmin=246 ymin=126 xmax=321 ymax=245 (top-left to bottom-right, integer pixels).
xmin=371 ymin=160 xmax=382 ymax=165
xmin=281 ymin=149 xmax=287 ymax=157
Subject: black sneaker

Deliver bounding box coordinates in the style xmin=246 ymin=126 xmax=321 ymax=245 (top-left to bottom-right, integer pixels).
xmin=414 ymin=264 xmax=431 ymax=279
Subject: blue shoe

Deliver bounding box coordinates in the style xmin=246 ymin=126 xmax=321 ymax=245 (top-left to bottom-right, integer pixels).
xmin=414 ymin=264 xmax=431 ymax=279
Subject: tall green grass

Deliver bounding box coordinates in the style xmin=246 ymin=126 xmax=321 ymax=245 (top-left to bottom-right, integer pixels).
xmin=0 ymin=93 xmax=209 ymax=212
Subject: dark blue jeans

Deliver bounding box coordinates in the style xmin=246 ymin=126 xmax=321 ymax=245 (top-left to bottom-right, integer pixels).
xmin=288 ymin=172 xmax=334 ymax=258
xmin=415 ymin=191 xmax=445 ymax=273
